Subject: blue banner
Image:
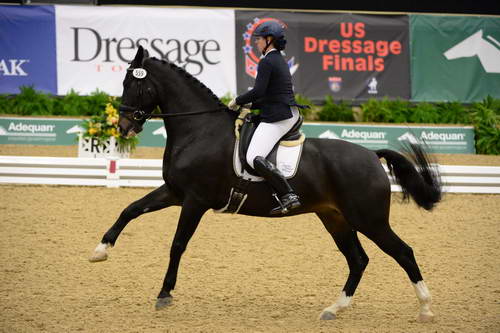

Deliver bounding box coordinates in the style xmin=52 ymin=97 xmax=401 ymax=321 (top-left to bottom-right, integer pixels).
xmin=0 ymin=5 xmax=57 ymax=94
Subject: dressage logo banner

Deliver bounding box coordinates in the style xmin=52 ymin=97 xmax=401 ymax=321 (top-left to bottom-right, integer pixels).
xmin=0 ymin=5 xmax=57 ymax=94
xmin=410 ymin=15 xmax=500 ymax=103
xmin=55 ymin=6 xmax=236 ymax=96
xmin=235 ymin=11 xmax=410 ymax=102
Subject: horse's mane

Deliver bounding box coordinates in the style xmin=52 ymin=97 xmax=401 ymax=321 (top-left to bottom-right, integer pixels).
xmin=148 ymin=57 xmax=226 ymax=108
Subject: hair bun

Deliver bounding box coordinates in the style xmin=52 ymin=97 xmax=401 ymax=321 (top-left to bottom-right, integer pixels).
xmin=275 ymin=37 xmax=287 ymax=51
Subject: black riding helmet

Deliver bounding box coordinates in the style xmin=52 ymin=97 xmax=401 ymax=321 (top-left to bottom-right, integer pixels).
xmin=253 ymin=20 xmax=287 ymax=52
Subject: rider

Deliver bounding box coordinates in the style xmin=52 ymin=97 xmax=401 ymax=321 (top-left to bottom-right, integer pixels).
xmin=228 ymin=20 xmax=302 ymax=215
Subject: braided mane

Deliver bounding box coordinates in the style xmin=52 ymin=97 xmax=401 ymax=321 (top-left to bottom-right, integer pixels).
xmin=150 ymin=57 xmax=226 ymax=107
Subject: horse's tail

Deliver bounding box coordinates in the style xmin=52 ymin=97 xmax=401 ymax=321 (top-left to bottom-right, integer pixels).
xmin=376 ymin=143 xmax=442 ymax=211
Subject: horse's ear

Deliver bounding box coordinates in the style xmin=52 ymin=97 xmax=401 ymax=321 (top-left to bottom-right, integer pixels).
xmin=131 ymin=45 xmax=144 ymax=68
xmin=142 ymin=48 xmax=150 ymax=66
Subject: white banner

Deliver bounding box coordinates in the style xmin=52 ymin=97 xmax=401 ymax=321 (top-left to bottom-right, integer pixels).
xmin=55 ymin=5 xmax=236 ymax=97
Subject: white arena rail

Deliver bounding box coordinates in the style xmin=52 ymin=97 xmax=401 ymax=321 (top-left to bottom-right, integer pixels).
xmin=0 ymin=155 xmax=499 ymax=194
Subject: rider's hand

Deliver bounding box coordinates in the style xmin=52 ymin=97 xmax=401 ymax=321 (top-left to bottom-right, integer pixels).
xmin=228 ymin=98 xmax=239 ymax=111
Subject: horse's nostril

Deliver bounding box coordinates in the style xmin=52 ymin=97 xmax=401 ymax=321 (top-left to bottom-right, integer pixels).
xmin=118 ymin=125 xmax=127 ymax=137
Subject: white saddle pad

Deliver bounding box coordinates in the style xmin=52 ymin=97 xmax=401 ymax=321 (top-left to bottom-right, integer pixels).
xmin=233 ymin=137 xmax=305 ymax=182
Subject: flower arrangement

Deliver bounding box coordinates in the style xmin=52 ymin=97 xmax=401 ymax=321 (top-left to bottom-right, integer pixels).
xmin=81 ymin=99 xmax=138 ymax=153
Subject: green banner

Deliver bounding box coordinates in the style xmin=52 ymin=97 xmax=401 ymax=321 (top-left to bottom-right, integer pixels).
xmin=0 ymin=117 xmax=79 ymax=145
xmin=0 ymin=117 xmax=167 ymax=147
xmin=0 ymin=117 xmax=475 ymax=154
xmin=410 ymin=15 xmax=500 ymax=103
xmin=302 ymin=123 xmax=475 ymax=153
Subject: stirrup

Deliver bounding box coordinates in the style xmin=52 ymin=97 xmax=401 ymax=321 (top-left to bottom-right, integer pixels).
xmin=270 ymin=193 xmax=301 ymax=215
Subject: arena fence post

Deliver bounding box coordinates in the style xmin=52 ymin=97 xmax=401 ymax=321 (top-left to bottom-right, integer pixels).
xmin=106 ymin=156 xmax=120 ymax=188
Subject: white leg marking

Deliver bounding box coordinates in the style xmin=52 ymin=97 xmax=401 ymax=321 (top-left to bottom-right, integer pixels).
xmin=413 ymin=280 xmax=434 ymax=322
xmin=89 ymin=242 xmax=111 ymax=262
xmin=320 ymin=291 xmax=352 ymax=320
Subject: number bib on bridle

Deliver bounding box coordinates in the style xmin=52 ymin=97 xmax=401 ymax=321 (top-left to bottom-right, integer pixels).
xmin=132 ymin=68 xmax=147 ymax=79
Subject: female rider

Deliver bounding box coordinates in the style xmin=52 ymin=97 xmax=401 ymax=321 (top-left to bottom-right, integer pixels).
xmin=228 ymin=20 xmax=302 ymax=215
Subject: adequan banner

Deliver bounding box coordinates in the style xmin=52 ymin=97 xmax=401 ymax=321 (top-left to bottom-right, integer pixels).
xmin=235 ymin=11 xmax=410 ymax=102
xmin=410 ymin=15 xmax=500 ymax=102
xmin=303 ymin=123 xmax=475 ymax=153
xmin=55 ymin=5 xmax=236 ymax=97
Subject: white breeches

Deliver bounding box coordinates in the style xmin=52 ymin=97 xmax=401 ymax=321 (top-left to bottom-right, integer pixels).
xmin=246 ymin=106 xmax=300 ymax=169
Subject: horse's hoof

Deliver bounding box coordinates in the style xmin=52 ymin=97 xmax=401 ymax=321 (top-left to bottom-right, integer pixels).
xmin=89 ymin=252 xmax=108 ymax=262
xmin=319 ymin=311 xmax=336 ymax=320
xmin=417 ymin=312 xmax=434 ymax=323
xmin=155 ymin=296 xmax=173 ymax=310
xmin=89 ymin=243 xmax=110 ymax=262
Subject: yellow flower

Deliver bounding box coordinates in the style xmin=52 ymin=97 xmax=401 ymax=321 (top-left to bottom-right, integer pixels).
xmin=106 ymin=116 xmax=118 ymax=126
xmin=88 ymin=127 xmax=98 ymax=136
xmin=105 ymin=103 xmax=117 ymax=116
xmin=110 ymin=127 xmax=119 ymax=137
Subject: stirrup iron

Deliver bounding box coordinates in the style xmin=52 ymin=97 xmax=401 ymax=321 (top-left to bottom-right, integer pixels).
xmin=272 ymin=192 xmax=289 ymax=214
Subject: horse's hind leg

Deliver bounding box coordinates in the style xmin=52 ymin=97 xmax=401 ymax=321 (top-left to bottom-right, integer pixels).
xmin=89 ymin=184 xmax=180 ymax=262
xmin=316 ymin=211 xmax=369 ymax=320
xmin=362 ymin=224 xmax=434 ymax=322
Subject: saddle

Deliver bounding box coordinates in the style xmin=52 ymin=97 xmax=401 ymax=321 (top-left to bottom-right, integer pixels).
xmin=237 ymin=111 xmax=304 ymax=177
xmin=213 ymin=109 xmax=304 ymax=215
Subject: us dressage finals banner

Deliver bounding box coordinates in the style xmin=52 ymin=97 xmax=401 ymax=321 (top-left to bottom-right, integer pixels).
xmin=235 ymin=11 xmax=411 ymax=102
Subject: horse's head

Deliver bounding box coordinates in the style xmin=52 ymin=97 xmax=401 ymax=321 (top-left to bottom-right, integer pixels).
xmin=118 ymin=46 xmax=160 ymax=138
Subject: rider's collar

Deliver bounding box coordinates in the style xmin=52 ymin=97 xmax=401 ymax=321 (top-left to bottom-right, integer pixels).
xmin=260 ymin=48 xmax=277 ymax=59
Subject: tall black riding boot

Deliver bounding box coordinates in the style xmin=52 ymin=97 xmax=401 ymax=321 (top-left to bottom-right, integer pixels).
xmin=253 ymin=156 xmax=301 ymax=215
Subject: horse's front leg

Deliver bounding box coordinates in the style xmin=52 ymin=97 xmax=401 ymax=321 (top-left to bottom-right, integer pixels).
xmin=155 ymin=197 xmax=208 ymax=310
xmin=89 ymin=184 xmax=180 ymax=262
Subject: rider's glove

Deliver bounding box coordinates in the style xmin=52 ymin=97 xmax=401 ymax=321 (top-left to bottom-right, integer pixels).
xmin=228 ymin=98 xmax=239 ymax=111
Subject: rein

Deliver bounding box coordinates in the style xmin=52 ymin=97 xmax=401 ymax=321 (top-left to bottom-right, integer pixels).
xmin=119 ymin=104 xmax=227 ymax=121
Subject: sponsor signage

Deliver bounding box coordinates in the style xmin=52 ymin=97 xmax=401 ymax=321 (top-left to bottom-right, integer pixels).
xmin=410 ymin=15 xmax=500 ymax=102
xmin=0 ymin=5 xmax=57 ymax=94
xmin=55 ymin=6 xmax=236 ymax=96
xmin=0 ymin=117 xmax=79 ymax=145
xmin=235 ymin=11 xmax=410 ymax=103
xmin=0 ymin=117 xmax=167 ymax=147
xmin=303 ymin=123 xmax=475 ymax=153
xmin=0 ymin=117 xmax=475 ymax=154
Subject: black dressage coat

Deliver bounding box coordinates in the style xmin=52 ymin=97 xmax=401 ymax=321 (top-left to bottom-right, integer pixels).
xmin=236 ymin=50 xmax=299 ymax=123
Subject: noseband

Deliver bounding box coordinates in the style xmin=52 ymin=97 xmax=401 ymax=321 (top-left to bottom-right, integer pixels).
xmin=118 ymin=105 xmax=151 ymax=121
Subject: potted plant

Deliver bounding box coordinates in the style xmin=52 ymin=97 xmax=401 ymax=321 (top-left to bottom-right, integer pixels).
xmin=78 ymin=100 xmax=138 ymax=158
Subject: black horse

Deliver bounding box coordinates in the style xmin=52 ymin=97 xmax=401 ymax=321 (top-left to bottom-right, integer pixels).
xmin=90 ymin=46 xmax=442 ymax=322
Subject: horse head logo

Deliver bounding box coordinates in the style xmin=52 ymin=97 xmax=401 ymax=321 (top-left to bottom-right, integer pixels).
xmin=444 ymin=30 xmax=500 ymax=73
xmin=398 ymin=132 xmax=419 ymax=144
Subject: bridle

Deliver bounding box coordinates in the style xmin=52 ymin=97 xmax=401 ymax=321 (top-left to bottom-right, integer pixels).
xmin=118 ymin=68 xmax=227 ymax=122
